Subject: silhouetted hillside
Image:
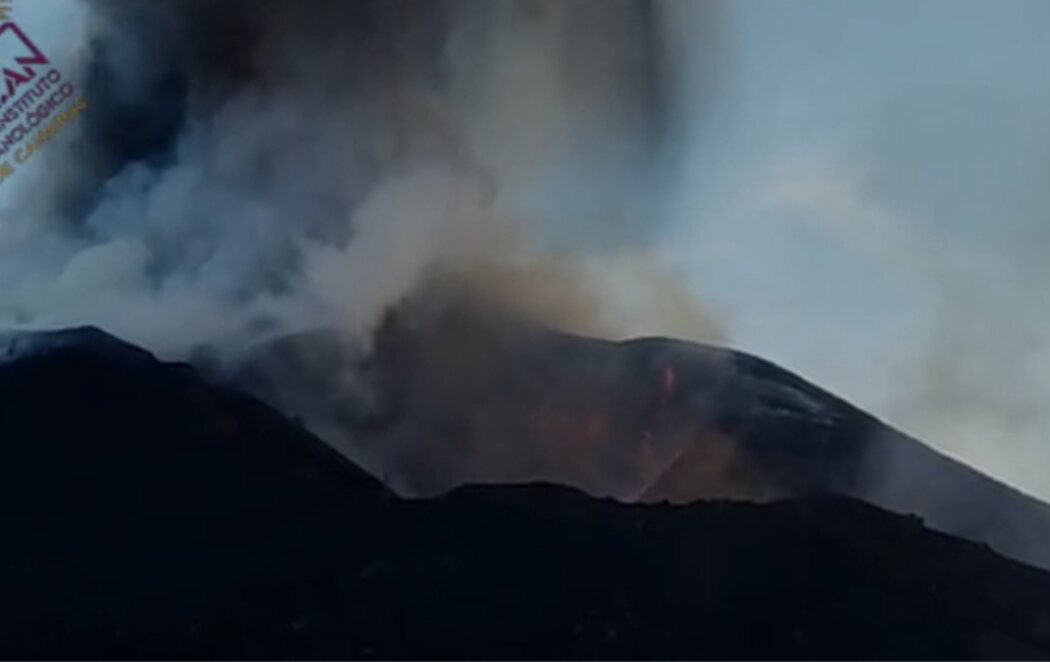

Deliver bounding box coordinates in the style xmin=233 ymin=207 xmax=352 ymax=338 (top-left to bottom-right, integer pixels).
xmin=2 ymin=327 xmax=1050 ymax=659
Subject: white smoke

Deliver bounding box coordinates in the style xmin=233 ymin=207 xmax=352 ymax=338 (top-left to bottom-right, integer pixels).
xmin=0 ymin=0 xmax=725 ymax=359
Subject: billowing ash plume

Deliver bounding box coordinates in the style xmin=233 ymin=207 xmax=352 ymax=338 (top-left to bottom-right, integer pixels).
xmin=0 ymin=0 xmax=724 ymax=359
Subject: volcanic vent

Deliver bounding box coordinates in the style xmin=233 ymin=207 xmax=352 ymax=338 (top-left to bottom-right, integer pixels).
xmin=218 ymin=292 xmax=1050 ymax=572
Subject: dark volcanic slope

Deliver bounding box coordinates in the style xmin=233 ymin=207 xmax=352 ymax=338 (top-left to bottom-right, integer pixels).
xmin=3 ymin=327 xmax=1050 ymax=659
xmin=226 ymin=302 xmax=1050 ymax=571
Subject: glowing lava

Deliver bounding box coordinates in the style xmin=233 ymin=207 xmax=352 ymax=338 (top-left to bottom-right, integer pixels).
xmin=659 ymin=364 xmax=677 ymax=407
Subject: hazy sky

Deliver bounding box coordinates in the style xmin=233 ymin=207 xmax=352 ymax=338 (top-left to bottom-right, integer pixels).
xmin=3 ymin=0 xmax=1050 ymax=499
xmin=661 ymin=0 xmax=1050 ymax=498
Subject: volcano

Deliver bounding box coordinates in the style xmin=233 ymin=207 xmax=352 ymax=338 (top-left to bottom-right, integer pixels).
xmin=222 ymin=298 xmax=1050 ymax=572
xmin=3 ymin=325 xmax=1050 ymax=658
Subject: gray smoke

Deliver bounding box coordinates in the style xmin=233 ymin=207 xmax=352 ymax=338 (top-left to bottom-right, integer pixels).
xmin=0 ymin=0 xmax=725 ymax=358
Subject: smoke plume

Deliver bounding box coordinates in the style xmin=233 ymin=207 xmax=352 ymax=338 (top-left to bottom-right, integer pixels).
xmin=0 ymin=0 xmax=724 ymax=361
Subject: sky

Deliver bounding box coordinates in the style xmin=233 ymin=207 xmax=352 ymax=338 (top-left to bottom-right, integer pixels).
xmin=3 ymin=0 xmax=1050 ymax=500
xmin=659 ymin=0 xmax=1050 ymax=499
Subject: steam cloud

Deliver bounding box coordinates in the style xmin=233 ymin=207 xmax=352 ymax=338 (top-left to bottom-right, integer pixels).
xmin=0 ymin=0 xmax=725 ymax=361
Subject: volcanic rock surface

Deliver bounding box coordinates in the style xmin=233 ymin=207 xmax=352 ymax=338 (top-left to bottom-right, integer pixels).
xmin=2 ymin=326 xmax=1050 ymax=658
xmin=223 ymin=300 xmax=1050 ymax=571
